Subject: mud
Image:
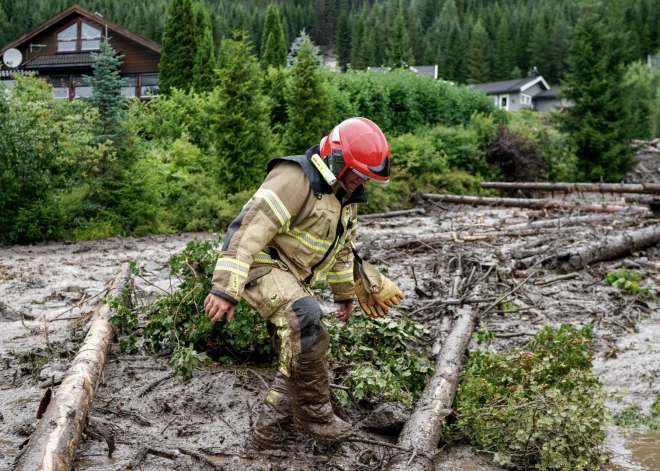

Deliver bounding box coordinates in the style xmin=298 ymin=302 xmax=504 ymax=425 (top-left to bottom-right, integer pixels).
xmin=1 ymin=199 xmax=659 ymax=470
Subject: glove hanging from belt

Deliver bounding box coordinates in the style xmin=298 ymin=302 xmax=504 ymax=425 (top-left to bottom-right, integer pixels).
xmin=351 ymin=243 xmax=404 ymax=318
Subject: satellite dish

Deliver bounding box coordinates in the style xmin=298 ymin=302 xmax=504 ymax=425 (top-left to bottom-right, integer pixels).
xmin=3 ymin=48 xmax=23 ymax=68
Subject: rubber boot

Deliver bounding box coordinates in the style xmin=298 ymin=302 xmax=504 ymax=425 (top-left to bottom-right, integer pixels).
xmin=249 ymin=371 xmax=296 ymax=450
xmin=286 ymin=328 xmax=354 ymax=445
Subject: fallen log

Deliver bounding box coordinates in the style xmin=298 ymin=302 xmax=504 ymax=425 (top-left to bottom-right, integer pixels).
xmin=13 ymin=264 xmax=131 ymax=471
xmin=383 ymin=227 xmax=565 ymax=249
xmin=386 ymin=260 xmax=477 ymax=471
xmin=418 ymin=193 xmax=646 ymax=213
xmin=480 ymin=182 xmax=660 ymax=194
xmin=549 ymin=224 xmax=660 ymax=273
xmin=358 ymin=207 xmax=426 ymax=221
xmin=504 ymin=213 xmax=627 ymax=232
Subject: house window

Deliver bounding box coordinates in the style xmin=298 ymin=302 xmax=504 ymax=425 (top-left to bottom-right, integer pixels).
xmin=73 ymin=75 xmax=93 ymax=98
xmin=121 ymin=74 xmax=136 ymax=97
xmin=57 ymin=24 xmax=78 ymax=52
xmin=50 ymin=75 xmax=70 ymax=99
xmin=57 ymin=21 xmax=102 ymax=52
xmin=140 ymin=73 xmax=159 ymax=98
xmin=500 ymin=96 xmax=507 ymax=109
xmin=81 ymin=23 xmax=102 ymax=51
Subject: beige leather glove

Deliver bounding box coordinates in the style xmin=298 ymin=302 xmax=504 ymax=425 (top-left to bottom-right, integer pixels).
xmin=372 ymin=277 xmax=405 ymax=310
xmin=354 ymin=259 xmax=405 ymax=318
xmin=355 ymin=276 xmax=387 ymax=318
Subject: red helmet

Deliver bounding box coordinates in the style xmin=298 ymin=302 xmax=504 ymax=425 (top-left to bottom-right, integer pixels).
xmin=319 ymin=117 xmax=390 ymax=183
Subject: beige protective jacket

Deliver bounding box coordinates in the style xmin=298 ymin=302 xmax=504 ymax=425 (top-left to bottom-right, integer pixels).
xmin=211 ymin=148 xmax=366 ymax=305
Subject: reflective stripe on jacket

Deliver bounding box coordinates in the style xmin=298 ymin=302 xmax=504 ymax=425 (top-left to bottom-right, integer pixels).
xmin=211 ymin=147 xmax=365 ymax=305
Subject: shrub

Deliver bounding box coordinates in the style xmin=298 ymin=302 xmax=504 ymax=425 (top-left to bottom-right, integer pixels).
xmin=447 ymin=325 xmax=610 ymax=470
xmin=485 ymin=124 xmax=547 ymax=183
xmin=604 ymin=268 xmax=654 ymax=299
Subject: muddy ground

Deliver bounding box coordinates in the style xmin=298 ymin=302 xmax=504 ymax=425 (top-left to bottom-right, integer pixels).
xmin=1 ymin=198 xmax=659 ymax=471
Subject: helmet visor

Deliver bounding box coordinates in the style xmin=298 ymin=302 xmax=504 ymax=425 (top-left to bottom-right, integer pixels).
xmin=351 ymin=168 xmax=389 ymax=187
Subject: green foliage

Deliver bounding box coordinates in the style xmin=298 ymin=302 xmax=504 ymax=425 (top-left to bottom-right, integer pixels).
xmin=211 ymin=35 xmax=273 ymax=193
xmin=467 ymin=20 xmax=490 ymax=83
xmin=447 ymin=325 xmax=610 ymax=470
xmin=0 ymin=75 xmax=100 ymax=244
xmin=326 ymin=310 xmax=433 ymax=406
xmin=84 ymin=37 xmax=126 ymax=132
xmin=385 ymin=1 xmax=414 ymax=68
xmin=556 ymin=3 xmax=636 ymax=182
xmin=108 ymin=287 xmax=139 ymax=354
xmin=159 ymin=0 xmax=197 ymax=95
xmin=604 ymin=268 xmax=654 ymax=298
xmin=284 ymin=34 xmax=331 ymax=154
xmin=260 ymin=4 xmax=287 ymax=69
xmin=170 ymin=343 xmax=212 ymax=382
xmin=142 ymin=239 xmax=273 ymax=362
xmin=192 ymin=2 xmax=216 ymax=93
xmin=614 ymin=397 xmax=660 ymax=429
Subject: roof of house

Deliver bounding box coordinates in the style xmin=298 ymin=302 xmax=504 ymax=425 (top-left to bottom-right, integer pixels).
xmin=473 ymin=76 xmax=551 ymax=95
xmin=0 ymin=4 xmax=161 ymax=57
xmin=534 ymin=88 xmax=562 ymax=100
xmin=410 ymin=65 xmax=438 ymax=79
xmin=23 ymin=52 xmax=94 ymax=69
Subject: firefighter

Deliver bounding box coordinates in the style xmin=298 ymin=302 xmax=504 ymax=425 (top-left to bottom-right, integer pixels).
xmin=204 ymin=117 xmax=404 ymax=448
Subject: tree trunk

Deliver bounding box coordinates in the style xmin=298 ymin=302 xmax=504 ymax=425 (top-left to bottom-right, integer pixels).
xmin=386 ymin=307 xmax=476 ymax=471
xmin=358 ymin=207 xmax=426 ymax=220
xmin=13 ymin=264 xmax=131 ymax=471
xmin=549 ymin=225 xmax=660 ymax=272
xmin=504 ymin=213 xmax=622 ymax=231
xmin=418 ymin=193 xmax=646 ymax=213
xmin=480 ymin=182 xmax=660 ymax=194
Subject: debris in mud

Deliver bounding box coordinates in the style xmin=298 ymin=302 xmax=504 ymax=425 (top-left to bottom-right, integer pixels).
xmin=359 ymin=402 xmax=411 ymax=433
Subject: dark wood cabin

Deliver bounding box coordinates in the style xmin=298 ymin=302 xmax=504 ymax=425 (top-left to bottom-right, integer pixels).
xmin=0 ymin=4 xmax=160 ymax=99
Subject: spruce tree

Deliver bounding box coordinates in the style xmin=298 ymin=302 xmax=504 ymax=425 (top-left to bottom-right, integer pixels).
xmin=335 ymin=11 xmax=351 ymax=71
xmin=84 ymin=37 xmax=125 ymax=133
xmin=287 ymin=30 xmax=322 ymax=67
xmin=210 ymin=36 xmax=273 ymax=193
xmin=261 ymin=3 xmax=287 ymax=69
xmin=192 ymin=2 xmax=215 ymax=93
xmin=159 ymin=0 xmax=197 ymax=95
xmin=283 ymin=35 xmax=331 ymax=154
xmin=494 ymin=16 xmax=512 ymax=81
xmin=556 ymin=3 xmax=635 ymax=182
xmin=385 ymin=2 xmax=414 ymax=68
xmin=350 ymin=16 xmax=366 ymax=69
xmin=467 ymin=20 xmax=491 ymax=83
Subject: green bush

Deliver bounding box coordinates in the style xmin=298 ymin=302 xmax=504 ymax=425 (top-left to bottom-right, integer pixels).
xmin=604 ymin=268 xmax=654 ymax=298
xmin=614 ymin=397 xmax=660 ymax=430
xmin=447 ymin=325 xmax=610 ymax=470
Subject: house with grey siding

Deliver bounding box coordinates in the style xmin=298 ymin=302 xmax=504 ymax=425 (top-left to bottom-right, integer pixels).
xmin=472 ymin=72 xmax=571 ymax=112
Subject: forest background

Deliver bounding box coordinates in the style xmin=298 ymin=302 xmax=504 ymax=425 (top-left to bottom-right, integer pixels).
xmin=3 ymin=0 xmax=660 ymax=245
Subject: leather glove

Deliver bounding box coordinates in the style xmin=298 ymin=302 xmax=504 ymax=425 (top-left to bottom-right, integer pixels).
xmin=355 ymin=276 xmax=387 ymax=318
xmin=372 ymin=276 xmax=405 ymax=310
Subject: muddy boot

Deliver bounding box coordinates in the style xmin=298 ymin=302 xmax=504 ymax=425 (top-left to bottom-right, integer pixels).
xmin=249 ymin=373 xmax=296 ymax=450
xmin=287 ymin=328 xmax=354 ymax=445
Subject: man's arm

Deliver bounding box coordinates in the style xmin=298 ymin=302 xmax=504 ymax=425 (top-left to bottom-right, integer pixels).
xmin=328 ymin=205 xmax=358 ymax=321
xmin=205 ymin=162 xmax=309 ymax=322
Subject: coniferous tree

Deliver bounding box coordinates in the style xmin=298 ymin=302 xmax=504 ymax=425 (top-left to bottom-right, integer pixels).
xmin=84 ymin=37 xmax=125 ymax=133
xmin=283 ymin=34 xmax=331 ymax=154
xmin=335 ymin=11 xmax=351 ymax=70
xmin=350 ymin=16 xmax=366 ymax=69
xmin=192 ymin=2 xmax=215 ymax=92
xmin=210 ymin=36 xmax=272 ymax=193
xmin=467 ymin=20 xmax=490 ymax=83
xmin=159 ymin=0 xmax=197 ymax=94
xmin=385 ymin=2 xmax=414 ymax=68
xmin=287 ymin=30 xmax=322 ymax=67
xmin=494 ymin=16 xmax=512 ymax=81
xmin=260 ymin=3 xmax=287 ymax=69
xmin=556 ymin=3 xmax=635 ymax=182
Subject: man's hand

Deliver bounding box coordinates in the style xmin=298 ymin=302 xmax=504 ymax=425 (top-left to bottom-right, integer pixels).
xmin=204 ymin=293 xmax=235 ymax=323
xmin=335 ymin=301 xmax=354 ymax=322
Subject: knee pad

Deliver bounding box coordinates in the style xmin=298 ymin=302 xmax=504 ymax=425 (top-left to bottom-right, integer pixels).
xmin=291 ymin=296 xmax=324 ymax=352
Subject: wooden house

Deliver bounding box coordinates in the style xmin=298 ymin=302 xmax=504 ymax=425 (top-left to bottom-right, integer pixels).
xmin=0 ymin=4 xmax=160 ymax=99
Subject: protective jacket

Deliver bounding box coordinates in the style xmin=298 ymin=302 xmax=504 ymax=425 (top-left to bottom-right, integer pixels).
xmin=211 ymin=145 xmax=367 ymax=305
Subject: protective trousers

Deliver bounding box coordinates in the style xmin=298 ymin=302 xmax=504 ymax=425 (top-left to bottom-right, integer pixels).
xmin=243 ymin=267 xmax=352 ymax=447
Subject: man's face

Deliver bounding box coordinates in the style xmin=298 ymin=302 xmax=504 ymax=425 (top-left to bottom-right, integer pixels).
xmin=341 ymin=169 xmax=367 ymax=193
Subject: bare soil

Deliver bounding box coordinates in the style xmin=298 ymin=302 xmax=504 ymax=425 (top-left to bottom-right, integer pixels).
xmin=1 ymin=198 xmax=659 ymax=470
